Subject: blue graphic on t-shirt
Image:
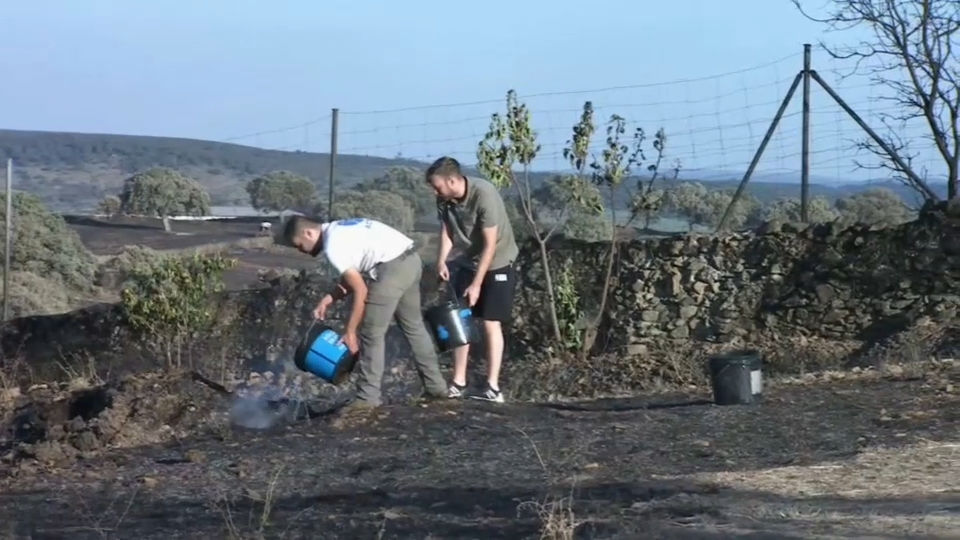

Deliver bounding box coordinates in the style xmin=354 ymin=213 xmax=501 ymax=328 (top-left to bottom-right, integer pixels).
xmin=338 ymin=218 xmax=367 ymax=226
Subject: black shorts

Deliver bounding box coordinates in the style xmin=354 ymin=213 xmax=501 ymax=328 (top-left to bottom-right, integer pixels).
xmin=452 ymin=264 xmax=517 ymax=322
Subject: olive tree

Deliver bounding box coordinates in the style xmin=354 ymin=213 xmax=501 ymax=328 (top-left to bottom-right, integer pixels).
xmin=354 ymin=166 xmax=435 ymax=218
xmin=119 ymin=167 xmax=211 ymax=232
xmin=321 ymin=189 xmax=415 ymax=234
xmin=835 ymin=187 xmax=915 ymax=226
xmin=762 ymin=196 xmax=840 ymax=223
xmin=664 ymin=182 xmax=761 ymax=230
xmin=245 ymin=170 xmax=317 ymax=213
xmin=96 ymin=195 xmax=121 ymax=218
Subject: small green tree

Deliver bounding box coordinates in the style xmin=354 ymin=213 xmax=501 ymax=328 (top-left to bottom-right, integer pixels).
xmin=478 ymin=92 xmax=601 ymax=348
xmin=97 ymin=195 xmax=121 ymax=218
xmin=94 ymin=245 xmax=170 ymax=290
xmin=121 ymin=252 xmax=236 ymax=369
xmin=321 ymin=189 xmax=416 ymax=233
xmin=119 ymin=167 xmax=211 ymax=233
xmin=762 ymin=196 xmax=839 ymax=223
xmin=245 ymin=171 xmax=317 ymax=214
xmin=835 ymin=187 xmax=915 ymax=227
xmin=582 ymin=118 xmax=675 ymax=352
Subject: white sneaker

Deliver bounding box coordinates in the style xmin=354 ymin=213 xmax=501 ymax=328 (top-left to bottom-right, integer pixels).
xmin=470 ymin=384 xmax=504 ymax=403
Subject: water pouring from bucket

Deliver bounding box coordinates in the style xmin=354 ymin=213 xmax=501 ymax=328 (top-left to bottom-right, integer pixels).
xmin=293 ymin=319 xmax=360 ymax=385
xmin=423 ymin=280 xmax=480 ymax=353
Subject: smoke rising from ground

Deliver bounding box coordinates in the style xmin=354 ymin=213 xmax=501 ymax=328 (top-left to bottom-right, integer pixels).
xmin=227 ymin=360 xmax=312 ymax=430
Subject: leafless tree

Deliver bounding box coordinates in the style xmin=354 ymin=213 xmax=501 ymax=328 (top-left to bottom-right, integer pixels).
xmin=793 ymin=0 xmax=959 ymax=200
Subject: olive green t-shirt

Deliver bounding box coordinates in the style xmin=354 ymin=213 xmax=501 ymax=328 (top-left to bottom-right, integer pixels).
xmin=436 ymin=176 xmax=519 ymax=270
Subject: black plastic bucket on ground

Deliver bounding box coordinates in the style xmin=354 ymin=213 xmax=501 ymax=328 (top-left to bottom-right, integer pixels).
xmin=424 ymin=300 xmax=479 ymax=353
xmin=293 ymin=324 xmax=359 ymax=385
xmin=708 ymin=349 xmax=763 ymax=406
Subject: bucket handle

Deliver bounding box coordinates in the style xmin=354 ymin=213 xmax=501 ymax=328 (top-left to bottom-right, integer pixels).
xmin=439 ymin=275 xmax=465 ymax=307
xmin=298 ymin=319 xmax=318 ymax=351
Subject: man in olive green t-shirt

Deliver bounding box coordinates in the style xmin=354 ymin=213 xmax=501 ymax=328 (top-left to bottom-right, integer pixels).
xmin=426 ymin=156 xmax=519 ymax=403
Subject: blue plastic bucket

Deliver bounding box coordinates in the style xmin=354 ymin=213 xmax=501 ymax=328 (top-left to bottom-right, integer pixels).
xmin=293 ymin=324 xmax=359 ymax=384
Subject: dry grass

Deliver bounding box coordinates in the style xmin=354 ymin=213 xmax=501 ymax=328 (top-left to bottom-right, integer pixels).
xmin=218 ymin=465 xmax=300 ymax=540
xmin=31 ymin=483 xmax=141 ymax=539
xmin=714 ymin=440 xmax=960 ymax=498
xmin=666 ymin=440 xmax=960 ymax=538
xmin=512 ymin=426 xmax=588 ymax=540
xmin=55 ymin=350 xmax=105 ymax=391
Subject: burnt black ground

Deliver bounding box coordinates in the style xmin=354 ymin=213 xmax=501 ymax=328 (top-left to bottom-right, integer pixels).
xmin=2 ymin=372 xmax=959 ymax=540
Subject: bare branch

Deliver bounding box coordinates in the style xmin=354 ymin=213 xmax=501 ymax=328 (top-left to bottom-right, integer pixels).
xmin=793 ymin=0 xmax=959 ymax=198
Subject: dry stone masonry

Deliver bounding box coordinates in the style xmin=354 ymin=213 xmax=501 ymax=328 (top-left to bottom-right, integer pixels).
xmin=511 ymin=199 xmax=960 ymax=357
xmin=3 ymin=200 xmax=959 ymax=395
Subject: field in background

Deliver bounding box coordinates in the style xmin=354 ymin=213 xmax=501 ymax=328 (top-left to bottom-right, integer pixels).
xmin=64 ymin=215 xmax=445 ymax=291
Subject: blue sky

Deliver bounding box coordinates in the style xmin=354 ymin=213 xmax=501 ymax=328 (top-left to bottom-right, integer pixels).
xmin=0 ymin=1 xmax=946 ymax=182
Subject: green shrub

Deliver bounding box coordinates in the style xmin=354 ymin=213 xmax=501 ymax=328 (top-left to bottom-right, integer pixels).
xmin=120 ymin=252 xmax=236 ymax=368
xmin=94 ymin=245 xmax=170 ymax=290
xmin=0 ymin=192 xmax=97 ymax=290
xmin=0 ymin=271 xmax=71 ymax=318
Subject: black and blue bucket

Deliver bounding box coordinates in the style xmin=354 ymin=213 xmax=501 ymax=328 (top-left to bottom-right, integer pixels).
xmin=293 ymin=323 xmax=359 ymax=385
xmin=424 ymin=300 xmax=479 ymax=353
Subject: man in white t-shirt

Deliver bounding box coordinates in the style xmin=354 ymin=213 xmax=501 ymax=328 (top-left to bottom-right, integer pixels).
xmin=281 ymin=214 xmax=450 ymax=415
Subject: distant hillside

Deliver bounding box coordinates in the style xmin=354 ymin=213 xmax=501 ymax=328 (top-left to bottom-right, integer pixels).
xmin=0 ymin=129 xmax=429 ymax=212
xmin=0 ymin=129 xmax=948 ymax=213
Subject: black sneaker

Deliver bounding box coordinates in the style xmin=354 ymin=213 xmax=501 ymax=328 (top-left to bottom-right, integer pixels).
xmin=470 ymin=384 xmax=504 ymax=403
xmin=418 ymin=389 xmax=452 ymax=403
xmin=447 ymin=382 xmax=467 ymax=399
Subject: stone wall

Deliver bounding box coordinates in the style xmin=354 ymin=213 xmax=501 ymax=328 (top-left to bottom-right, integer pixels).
xmin=3 ymin=201 xmax=959 ymax=396
xmin=510 ymin=200 xmax=960 ymax=359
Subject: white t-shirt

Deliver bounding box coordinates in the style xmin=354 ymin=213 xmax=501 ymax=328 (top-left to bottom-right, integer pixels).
xmin=322 ymin=218 xmax=414 ymax=276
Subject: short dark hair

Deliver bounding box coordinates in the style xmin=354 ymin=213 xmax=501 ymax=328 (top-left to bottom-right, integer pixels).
xmin=425 ymin=156 xmax=463 ymax=181
xmin=282 ymin=214 xmax=320 ymax=244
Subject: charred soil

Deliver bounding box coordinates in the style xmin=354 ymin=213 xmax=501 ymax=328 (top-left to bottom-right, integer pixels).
xmin=2 ymin=362 xmax=960 ymax=539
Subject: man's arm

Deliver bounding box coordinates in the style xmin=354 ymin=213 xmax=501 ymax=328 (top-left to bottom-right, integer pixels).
xmin=472 ymin=225 xmax=497 ymax=287
xmin=329 ymin=278 xmax=350 ymax=301
xmin=323 ymin=247 xmax=359 ymax=308
xmin=437 ymin=220 xmax=454 ymax=264
xmin=471 ymin=191 xmax=503 ymax=286
xmin=339 ymin=268 xmax=368 ymax=335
